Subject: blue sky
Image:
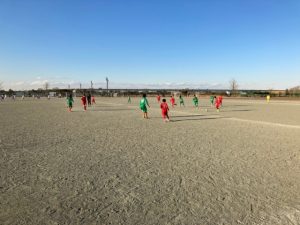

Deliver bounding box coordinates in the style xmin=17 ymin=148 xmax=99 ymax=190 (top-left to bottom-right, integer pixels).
xmin=0 ymin=0 xmax=299 ymax=90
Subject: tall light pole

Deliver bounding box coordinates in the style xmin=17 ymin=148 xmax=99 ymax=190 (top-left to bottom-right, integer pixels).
xmin=67 ymin=84 xmax=70 ymax=98
xmin=106 ymin=77 xmax=109 ymax=92
xmin=90 ymin=81 xmax=93 ymax=95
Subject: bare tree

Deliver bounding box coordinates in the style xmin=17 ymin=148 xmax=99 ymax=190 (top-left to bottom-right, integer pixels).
xmin=44 ymin=82 xmax=50 ymax=90
xmin=229 ymin=79 xmax=238 ymax=95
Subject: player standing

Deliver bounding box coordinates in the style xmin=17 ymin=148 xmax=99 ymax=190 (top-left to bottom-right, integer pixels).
xmin=210 ymin=95 xmax=215 ymax=107
xmin=170 ymin=95 xmax=176 ymax=107
xmin=156 ymin=94 xmax=161 ymax=103
xmin=67 ymin=93 xmax=74 ymax=112
xmin=140 ymin=94 xmax=150 ymax=119
xmin=179 ymin=95 xmax=185 ymax=107
xmin=192 ymin=94 xmax=199 ymax=108
xmin=81 ymin=93 xmax=87 ymax=111
xmin=128 ymin=95 xmax=131 ymax=104
xmin=92 ymin=95 xmax=96 ymax=105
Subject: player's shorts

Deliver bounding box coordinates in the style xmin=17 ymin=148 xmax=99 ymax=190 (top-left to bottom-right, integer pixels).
xmin=162 ymin=111 xmax=168 ymax=119
xmin=140 ymin=106 xmax=147 ymax=113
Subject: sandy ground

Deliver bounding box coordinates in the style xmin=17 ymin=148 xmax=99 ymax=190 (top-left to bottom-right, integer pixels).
xmin=0 ymin=97 xmax=299 ymax=225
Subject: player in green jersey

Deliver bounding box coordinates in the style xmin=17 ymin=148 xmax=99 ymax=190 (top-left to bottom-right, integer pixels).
xmin=179 ymin=95 xmax=185 ymax=107
xmin=66 ymin=93 xmax=74 ymax=112
xmin=192 ymin=94 xmax=198 ymax=107
xmin=128 ymin=95 xmax=131 ymax=104
xmin=140 ymin=94 xmax=150 ymax=119
xmin=210 ymin=95 xmax=216 ymax=107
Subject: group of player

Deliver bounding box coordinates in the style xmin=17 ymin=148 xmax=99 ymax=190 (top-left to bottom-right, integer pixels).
xmin=139 ymin=94 xmax=224 ymax=122
xmin=0 ymin=94 xmax=16 ymax=101
xmin=66 ymin=92 xmax=224 ymax=119
xmin=1 ymin=94 xmax=52 ymax=101
xmin=66 ymin=93 xmax=96 ymax=112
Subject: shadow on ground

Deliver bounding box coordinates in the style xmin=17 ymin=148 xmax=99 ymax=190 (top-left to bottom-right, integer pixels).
xmin=222 ymin=109 xmax=253 ymax=112
xmin=171 ymin=116 xmax=224 ymax=122
xmin=71 ymin=108 xmax=133 ymax=112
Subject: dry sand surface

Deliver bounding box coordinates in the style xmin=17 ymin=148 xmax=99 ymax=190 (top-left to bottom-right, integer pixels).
xmin=0 ymin=97 xmax=300 ymax=225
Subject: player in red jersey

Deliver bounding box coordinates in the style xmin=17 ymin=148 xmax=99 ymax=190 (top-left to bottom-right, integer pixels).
xmin=81 ymin=93 xmax=87 ymax=111
xmin=215 ymin=96 xmax=221 ymax=112
xmin=170 ymin=95 xmax=176 ymax=107
xmin=156 ymin=94 xmax=161 ymax=103
xmin=160 ymin=99 xmax=170 ymax=122
xmin=219 ymin=96 xmax=223 ymax=107
xmin=92 ymin=95 xmax=96 ymax=105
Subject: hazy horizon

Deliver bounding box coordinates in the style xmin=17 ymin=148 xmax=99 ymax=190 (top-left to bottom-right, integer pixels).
xmin=1 ymin=79 xmax=299 ymax=91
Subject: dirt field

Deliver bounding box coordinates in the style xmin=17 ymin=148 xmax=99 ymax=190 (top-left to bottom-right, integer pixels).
xmin=0 ymin=97 xmax=299 ymax=225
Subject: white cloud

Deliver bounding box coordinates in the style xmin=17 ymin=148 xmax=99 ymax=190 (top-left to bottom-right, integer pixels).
xmin=15 ymin=81 xmax=25 ymax=86
xmin=3 ymin=80 xmax=226 ymax=90
xmin=2 ymin=78 xmax=299 ymax=91
xmin=30 ymin=80 xmax=48 ymax=85
xmin=92 ymin=81 xmax=227 ymax=90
